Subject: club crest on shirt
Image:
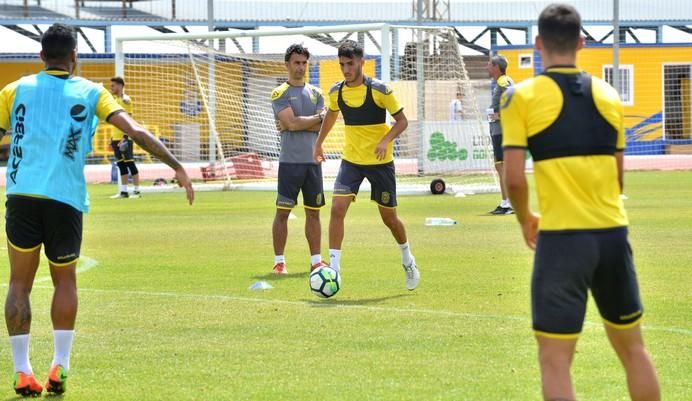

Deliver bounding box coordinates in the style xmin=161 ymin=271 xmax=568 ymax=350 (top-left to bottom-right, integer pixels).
xmin=309 ymin=87 xmax=320 ymax=105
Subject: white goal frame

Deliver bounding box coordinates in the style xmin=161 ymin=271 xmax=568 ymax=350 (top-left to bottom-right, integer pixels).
xmin=114 ymin=23 xmax=499 ymax=195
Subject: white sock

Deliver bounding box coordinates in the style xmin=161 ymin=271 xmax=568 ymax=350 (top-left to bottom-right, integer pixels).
xmin=329 ymin=249 xmax=341 ymax=272
xmin=134 ymin=185 xmax=140 ymax=192
xmin=52 ymin=330 xmax=74 ymax=371
xmin=9 ymin=334 xmax=32 ymax=374
xmin=501 ymin=199 xmax=511 ymax=208
xmin=310 ymin=254 xmax=322 ymax=266
xmin=399 ymin=242 xmax=414 ymax=266
xmin=274 ymin=255 xmax=285 ymax=265
xmin=120 ymin=184 xmax=128 ymax=193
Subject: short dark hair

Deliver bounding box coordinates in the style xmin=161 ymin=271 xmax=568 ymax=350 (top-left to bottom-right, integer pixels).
xmin=490 ymin=55 xmax=508 ymax=74
xmin=338 ymin=40 xmax=364 ymax=59
xmin=41 ymin=23 xmax=77 ymax=62
xmin=110 ymin=76 xmax=125 ymax=86
xmin=538 ymin=3 xmax=582 ymax=54
xmin=284 ymin=44 xmax=310 ymax=62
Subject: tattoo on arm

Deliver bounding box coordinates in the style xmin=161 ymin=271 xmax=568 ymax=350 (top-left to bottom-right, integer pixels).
xmin=130 ymin=130 xmax=182 ymax=171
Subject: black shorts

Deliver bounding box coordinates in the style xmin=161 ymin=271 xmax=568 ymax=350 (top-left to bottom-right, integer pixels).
xmin=5 ymin=195 xmax=83 ymax=265
xmin=532 ymin=227 xmax=643 ymax=337
xmin=112 ymin=137 xmax=134 ymax=162
xmin=334 ymin=160 xmax=397 ymax=208
xmin=276 ymin=163 xmax=325 ymax=209
xmin=491 ymin=134 xmax=503 ymax=163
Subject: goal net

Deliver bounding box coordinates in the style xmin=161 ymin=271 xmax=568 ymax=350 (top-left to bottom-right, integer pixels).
xmin=115 ymin=24 xmax=499 ymax=194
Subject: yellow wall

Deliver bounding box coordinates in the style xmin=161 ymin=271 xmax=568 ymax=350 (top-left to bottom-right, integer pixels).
xmin=497 ymin=45 xmax=692 ymax=141
xmin=494 ymin=48 xmax=535 ymax=84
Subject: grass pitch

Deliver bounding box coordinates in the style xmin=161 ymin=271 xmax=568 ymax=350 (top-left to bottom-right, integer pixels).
xmin=0 ymin=171 xmax=690 ymax=400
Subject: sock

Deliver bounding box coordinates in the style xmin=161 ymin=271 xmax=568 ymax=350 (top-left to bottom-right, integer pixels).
xmin=9 ymin=334 xmax=32 ymax=374
xmin=399 ymin=241 xmax=414 ymax=266
xmin=52 ymin=330 xmax=74 ymax=371
xmin=120 ymin=184 xmax=128 ymax=193
xmin=310 ymin=254 xmax=322 ymax=266
xmin=274 ymin=255 xmax=285 ymax=265
xmin=501 ymin=199 xmax=510 ymax=208
xmin=329 ymin=249 xmax=341 ymax=272
xmin=134 ymin=185 xmax=140 ymax=193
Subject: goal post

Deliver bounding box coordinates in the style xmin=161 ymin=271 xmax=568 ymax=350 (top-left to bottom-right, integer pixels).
xmin=114 ymin=23 xmax=499 ymax=194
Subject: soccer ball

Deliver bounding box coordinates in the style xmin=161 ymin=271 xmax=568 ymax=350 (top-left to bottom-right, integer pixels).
xmin=309 ymin=266 xmax=341 ymax=298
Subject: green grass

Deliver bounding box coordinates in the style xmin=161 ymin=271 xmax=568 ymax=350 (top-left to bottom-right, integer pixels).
xmin=0 ymin=171 xmax=690 ymax=400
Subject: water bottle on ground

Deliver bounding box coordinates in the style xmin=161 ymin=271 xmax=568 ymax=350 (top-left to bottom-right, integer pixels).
xmin=425 ymin=217 xmax=457 ymax=226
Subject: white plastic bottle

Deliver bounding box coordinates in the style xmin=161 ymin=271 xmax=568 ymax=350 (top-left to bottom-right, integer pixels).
xmin=425 ymin=217 xmax=457 ymax=226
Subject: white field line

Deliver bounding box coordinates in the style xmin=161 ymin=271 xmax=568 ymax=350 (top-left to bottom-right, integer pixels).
xmin=33 ymin=255 xmax=99 ymax=283
xmin=22 ymin=284 xmax=692 ymax=337
xmin=9 ymin=254 xmax=689 ymax=337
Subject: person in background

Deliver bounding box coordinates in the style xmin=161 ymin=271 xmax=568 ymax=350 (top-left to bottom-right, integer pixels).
xmin=108 ymin=76 xmax=140 ymax=198
xmin=487 ymin=55 xmax=514 ymax=215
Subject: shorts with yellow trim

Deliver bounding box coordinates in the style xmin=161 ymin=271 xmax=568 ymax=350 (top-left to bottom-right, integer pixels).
xmin=111 ymin=138 xmax=134 ymax=162
xmin=276 ymin=162 xmax=325 ymax=209
xmin=532 ymin=227 xmax=643 ymax=335
xmin=334 ymin=159 xmax=397 ymax=207
xmin=5 ymin=195 xmax=82 ymax=264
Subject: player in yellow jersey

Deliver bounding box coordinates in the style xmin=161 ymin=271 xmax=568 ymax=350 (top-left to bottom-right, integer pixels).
xmin=314 ymin=40 xmax=419 ymax=290
xmin=109 ymin=76 xmax=140 ymax=198
xmin=502 ymin=4 xmax=660 ymax=401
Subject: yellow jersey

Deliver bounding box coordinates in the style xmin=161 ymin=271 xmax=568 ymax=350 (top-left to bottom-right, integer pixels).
xmin=501 ymin=67 xmax=628 ymax=231
xmin=108 ymin=94 xmax=133 ymax=140
xmin=328 ymin=77 xmax=403 ymax=165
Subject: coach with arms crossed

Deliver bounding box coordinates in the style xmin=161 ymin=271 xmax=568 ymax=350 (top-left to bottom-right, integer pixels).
xmin=270 ymin=44 xmax=328 ymax=274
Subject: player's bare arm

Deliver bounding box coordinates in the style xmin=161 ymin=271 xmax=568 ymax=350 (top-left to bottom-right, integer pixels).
xmin=107 ymin=111 xmax=195 ymax=205
xmin=306 ymin=108 xmax=326 ymax=132
xmin=615 ymin=151 xmax=624 ymax=192
xmin=277 ymin=106 xmax=323 ymax=132
xmin=504 ymin=148 xmax=538 ymax=249
xmin=375 ymin=110 xmax=408 ymax=160
xmin=314 ymin=109 xmax=339 ymax=163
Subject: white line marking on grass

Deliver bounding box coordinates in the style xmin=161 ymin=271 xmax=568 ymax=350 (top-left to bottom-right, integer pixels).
xmin=34 ymin=255 xmax=99 ymax=283
xmin=26 ymin=285 xmax=692 ymax=337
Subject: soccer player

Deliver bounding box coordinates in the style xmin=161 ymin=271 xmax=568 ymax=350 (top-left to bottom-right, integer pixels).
xmin=1 ymin=23 xmax=194 ymax=397
xmin=502 ymin=4 xmax=660 ymax=401
xmin=270 ymin=44 xmax=328 ymax=274
xmin=108 ymin=76 xmax=140 ymax=198
xmin=486 ymin=55 xmax=514 ymax=215
xmin=314 ymin=40 xmax=420 ymax=290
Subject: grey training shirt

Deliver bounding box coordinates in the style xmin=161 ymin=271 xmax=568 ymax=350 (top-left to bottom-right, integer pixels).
xmin=271 ymin=82 xmax=324 ymax=163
